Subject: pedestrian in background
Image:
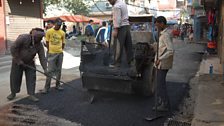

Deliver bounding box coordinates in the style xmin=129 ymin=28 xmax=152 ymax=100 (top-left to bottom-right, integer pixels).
xmin=7 ymin=28 xmax=47 ymax=102
xmin=85 ymin=20 xmax=95 ymax=43
xmin=108 ymin=0 xmax=135 ymax=68
xmin=153 ymin=16 xmax=174 ymax=111
xmin=41 ymin=19 xmax=65 ymax=94
xmin=45 ymin=20 xmax=54 ymax=31
xmin=62 ymin=22 xmax=68 ymax=38
xmin=95 ymin=21 xmax=108 ymax=47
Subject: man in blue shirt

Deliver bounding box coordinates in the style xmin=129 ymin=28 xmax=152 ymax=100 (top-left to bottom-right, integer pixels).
xmin=95 ymin=21 xmax=108 ymax=47
xmin=85 ymin=20 xmax=95 ymax=43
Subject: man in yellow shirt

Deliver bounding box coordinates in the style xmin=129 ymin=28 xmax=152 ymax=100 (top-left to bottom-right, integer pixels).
xmin=41 ymin=19 xmax=65 ymax=93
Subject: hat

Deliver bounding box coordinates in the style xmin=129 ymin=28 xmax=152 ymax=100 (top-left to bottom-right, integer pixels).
xmin=55 ymin=21 xmax=62 ymax=26
xmin=55 ymin=18 xmax=62 ymax=26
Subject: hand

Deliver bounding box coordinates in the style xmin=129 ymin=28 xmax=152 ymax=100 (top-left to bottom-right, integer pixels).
xmin=112 ymin=29 xmax=118 ymax=38
xmin=155 ymin=59 xmax=160 ymax=66
xmin=103 ymin=42 xmax=108 ymax=48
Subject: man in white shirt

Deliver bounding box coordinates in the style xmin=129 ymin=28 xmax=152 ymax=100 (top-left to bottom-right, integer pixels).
xmin=153 ymin=16 xmax=174 ymax=112
xmin=108 ymin=0 xmax=134 ymax=68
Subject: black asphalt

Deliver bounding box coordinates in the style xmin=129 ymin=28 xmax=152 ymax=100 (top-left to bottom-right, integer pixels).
xmin=15 ymin=40 xmax=205 ymax=126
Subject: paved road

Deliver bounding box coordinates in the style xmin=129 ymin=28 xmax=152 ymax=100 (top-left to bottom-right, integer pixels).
xmin=14 ymin=39 xmax=205 ymax=126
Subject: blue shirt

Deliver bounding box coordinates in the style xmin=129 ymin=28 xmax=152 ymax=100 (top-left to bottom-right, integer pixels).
xmin=95 ymin=27 xmax=108 ymax=43
xmin=85 ymin=24 xmax=94 ymax=36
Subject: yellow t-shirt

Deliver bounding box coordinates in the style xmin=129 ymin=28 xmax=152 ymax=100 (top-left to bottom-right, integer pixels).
xmin=45 ymin=28 xmax=65 ymax=54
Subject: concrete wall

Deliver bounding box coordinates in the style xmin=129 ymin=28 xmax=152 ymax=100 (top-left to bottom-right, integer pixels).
xmin=0 ymin=0 xmax=6 ymax=55
xmin=4 ymin=0 xmax=43 ymax=49
xmin=157 ymin=0 xmax=176 ymax=10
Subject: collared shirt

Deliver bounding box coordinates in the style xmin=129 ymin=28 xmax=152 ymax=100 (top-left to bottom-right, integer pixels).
xmin=112 ymin=0 xmax=129 ymax=28
xmin=10 ymin=34 xmax=47 ymax=70
xmin=155 ymin=28 xmax=174 ymax=69
xmin=158 ymin=28 xmax=174 ymax=60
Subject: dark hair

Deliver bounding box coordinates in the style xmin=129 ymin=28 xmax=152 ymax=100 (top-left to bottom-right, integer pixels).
xmin=47 ymin=20 xmax=54 ymax=24
xmin=102 ymin=21 xmax=106 ymax=26
xmin=156 ymin=16 xmax=167 ymax=25
xmin=30 ymin=28 xmax=44 ymax=34
xmin=89 ymin=20 xmax=94 ymax=23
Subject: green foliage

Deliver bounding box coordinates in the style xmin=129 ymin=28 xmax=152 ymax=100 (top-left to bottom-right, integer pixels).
xmin=64 ymin=0 xmax=89 ymax=16
xmin=43 ymin=0 xmax=89 ymax=16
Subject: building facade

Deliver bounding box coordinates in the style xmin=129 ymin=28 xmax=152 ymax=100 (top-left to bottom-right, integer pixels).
xmin=0 ymin=0 xmax=43 ymax=55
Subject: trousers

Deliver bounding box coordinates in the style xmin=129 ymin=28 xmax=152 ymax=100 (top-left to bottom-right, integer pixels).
xmin=113 ymin=25 xmax=134 ymax=65
xmin=45 ymin=53 xmax=63 ymax=90
xmin=10 ymin=60 xmax=36 ymax=95
xmin=156 ymin=69 xmax=170 ymax=107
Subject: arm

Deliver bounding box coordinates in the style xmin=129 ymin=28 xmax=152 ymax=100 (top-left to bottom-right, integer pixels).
xmin=45 ymin=30 xmax=50 ymax=51
xmin=113 ymin=7 xmax=121 ymax=28
xmin=62 ymin=32 xmax=65 ymax=49
xmin=37 ymin=44 xmax=47 ymax=71
xmin=112 ymin=6 xmax=121 ymax=38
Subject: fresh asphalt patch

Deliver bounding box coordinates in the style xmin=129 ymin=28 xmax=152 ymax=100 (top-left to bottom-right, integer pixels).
xmin=15 ymin=78 xmax=188 ymax=126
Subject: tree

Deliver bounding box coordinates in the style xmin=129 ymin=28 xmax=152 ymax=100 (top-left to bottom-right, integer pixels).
xmin=43 ymin=0 xmax=60 ymax=14
xmin=64 ymin=0 xmax=89 ymax=16
xmin=43 ymin=0 xmax=89 ymax=16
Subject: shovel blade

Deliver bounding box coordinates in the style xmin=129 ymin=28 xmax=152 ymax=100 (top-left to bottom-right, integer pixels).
xmin=144 ymin=114 xmax=164 ymax=121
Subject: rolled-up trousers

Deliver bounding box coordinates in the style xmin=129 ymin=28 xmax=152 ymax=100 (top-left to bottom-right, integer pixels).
xmin=10 ymin=60 xmax=36 ymax=95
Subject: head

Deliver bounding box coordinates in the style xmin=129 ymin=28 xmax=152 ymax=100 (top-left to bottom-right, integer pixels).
xmin=155 ymin=16 xmax=167 ymax=31
xmin=30 ymin=28 xmax=45 ymax=43
xmin=102 ymin=21 xmax=107 ymax=27
xmin=89 ymin=20 xmax=94 ymax=25
xmin=46 ymin=20 xmax=54 ymax=29
xmin=108 ymin=0 xmax=116 ymax=5
xmin=54 ymin=18 xmax=62 ymax=30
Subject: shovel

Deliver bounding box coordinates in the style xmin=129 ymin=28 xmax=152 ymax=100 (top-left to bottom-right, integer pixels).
xmin=23 ymin=64 xmax=95 ymax=104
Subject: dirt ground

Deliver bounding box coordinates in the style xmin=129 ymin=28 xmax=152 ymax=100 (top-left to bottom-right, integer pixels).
xmin=172 ymin=74 xmax=224 ymax=124
xmin=0 ymin=104 xmax=81 ymax=126
xmin=170 ymin=77 xmax=199 ymax=123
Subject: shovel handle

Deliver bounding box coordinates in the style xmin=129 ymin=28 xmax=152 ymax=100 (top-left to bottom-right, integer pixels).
xmin=23 ymin=64 xmax=67 ymax=85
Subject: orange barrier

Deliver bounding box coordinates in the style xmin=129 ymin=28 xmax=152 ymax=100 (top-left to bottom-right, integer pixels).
xmin=44 ymin=15 xmax=101 ymax=24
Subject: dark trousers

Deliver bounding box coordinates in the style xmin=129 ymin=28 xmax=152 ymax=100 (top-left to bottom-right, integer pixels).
xmin=156 ymin=69 xmax=170 ymax=107
xmin=45 ymin=53 xmax=63 ymax=90
xmin=113 ymin=25 xmax=134 ymax=65
xmin=10 ymin=60 xmax=36 ymax=95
